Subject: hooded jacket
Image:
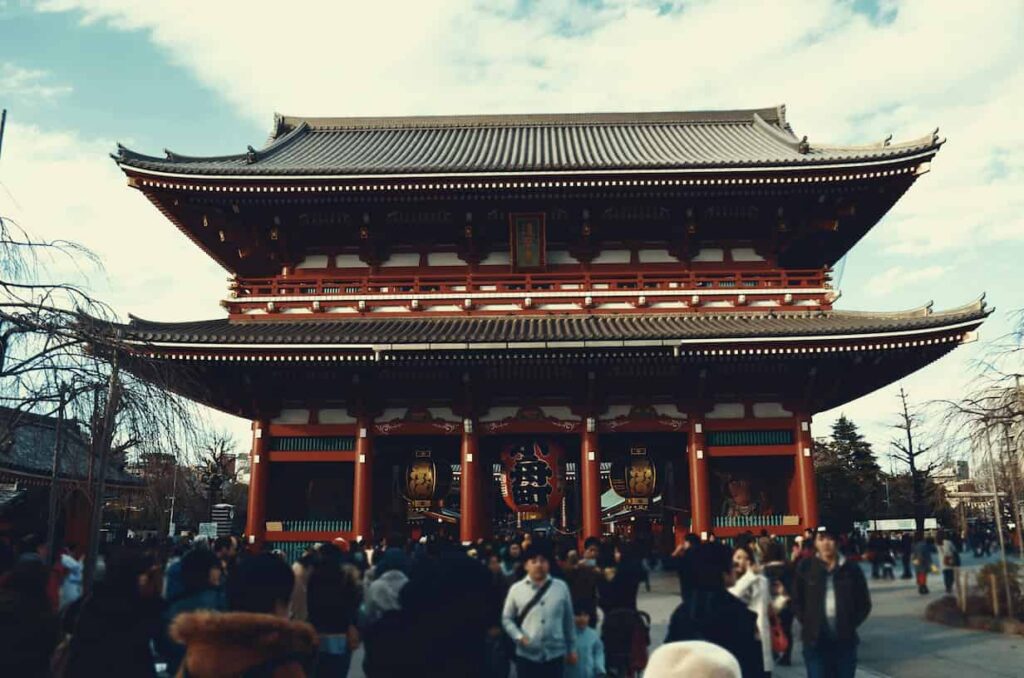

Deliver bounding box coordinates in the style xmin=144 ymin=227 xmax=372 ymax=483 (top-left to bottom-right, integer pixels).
xmin=170 ymin=611 xmax=316 ymax=678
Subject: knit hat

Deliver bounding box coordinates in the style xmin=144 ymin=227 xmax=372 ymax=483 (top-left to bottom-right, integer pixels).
xmin=646 ymin=641 xmax=741 ymax=678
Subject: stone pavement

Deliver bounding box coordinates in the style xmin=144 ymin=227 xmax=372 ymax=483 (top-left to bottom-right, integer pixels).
xmin=347 ymin=552 xmax=1023 ymax=677
xmin=642 ymin=552 xmax=1023 ymax=678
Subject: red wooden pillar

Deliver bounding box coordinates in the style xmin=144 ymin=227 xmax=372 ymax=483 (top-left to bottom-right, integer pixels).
xmin=795 ymin=415 xmax=820 ymax=529
xmin=353 ymin=418 xmax=374 ymax=541
xmin=460 ymin=418 xmax=484 ymax=544
xmin=688 ymin=416 xmax=711 ymax=539
xmin=580 ymin=417 xmax=602 ymax=542
xmin=245 ymin=419 xmax=270 ymax=549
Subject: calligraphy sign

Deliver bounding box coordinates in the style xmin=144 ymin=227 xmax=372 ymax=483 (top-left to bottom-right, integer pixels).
xmin=499 ymin=439 xmax=564 ymax=514
xmin=509 ymin=213 xmax=546 ymax=270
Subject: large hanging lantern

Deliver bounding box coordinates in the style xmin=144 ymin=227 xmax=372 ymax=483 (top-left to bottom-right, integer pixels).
xmin=499 ymin=439 xmax=565 ymax=516
xmin=401 ymin=450 xmax=451 ymax=511
xmin=610 ymin=446 xmax=659 ymax=508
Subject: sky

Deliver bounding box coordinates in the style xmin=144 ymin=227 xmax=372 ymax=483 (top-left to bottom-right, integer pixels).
xmin=1 ymin=0 xmax=1022 ymax=463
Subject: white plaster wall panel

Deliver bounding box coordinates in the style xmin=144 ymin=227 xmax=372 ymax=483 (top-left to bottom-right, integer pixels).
xmin=731 ymin=247 xmax=766 ymax=262
xmin=480 ymin=406 xmax=519 ymax=422
xmin=480 ymin=252 xmax=511 ymax=266
xmin=541 ymin=406 xmax=576 ymax=421
xmin=652 ymin=404 xmax=686 ymax=419
xmin=378 ymin=408 xmax=407 ymax=422
xmin=706 ymin=403 xmax=744 ymax=419
xmin=692 ymin=248 xmax=725 ymax=262
xmin=271 ymin=409 xmax=310 ymax=424
xmin=334 ymin=254 xmax=365 ymax=268
xmin=319 ymin=409 xmax=357 ymax=424
xmin=753 ymin=403 xmax=793 ymax=418
xmin=601 ymin=405 xmax=633 ymax=420
xmin=547 ymin=250 xmax=580 ymax=265
xmin=380 ymin=253 xmax=421 ymax=268
xmin=592 ymin=250 xmax=630 ymax=264
xmin=638 ymin=249 xmax=677 ymax=263
xmin=427 ymin=407 xmax=460 ymax=422
xmin=296 ymin=254 xmax=329 ymax=269
xmin=427 ymin=252 xmax=464 ymax=267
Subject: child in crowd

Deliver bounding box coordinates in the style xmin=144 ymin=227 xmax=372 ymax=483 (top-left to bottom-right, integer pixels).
xmin=566 ymin=600 xmax=606 ymax=678
xmin=881 ymin=546 xmax=896 ymax=580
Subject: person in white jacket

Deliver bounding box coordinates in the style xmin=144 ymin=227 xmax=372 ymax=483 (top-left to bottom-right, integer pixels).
xmin=729 ymin=545 xmax=773 ymax=677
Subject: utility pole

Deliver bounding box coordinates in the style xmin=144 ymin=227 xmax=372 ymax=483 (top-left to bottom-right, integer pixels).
xmin=168 ymin=452 xmax=179 ymax=538
xmin=0 ymin=109 xmax=7 ymax=162
xmin=984 ymin=427 xmax=1014 ymax=618
xmin=83 ymin=358 xmax=122 ymax=594
xmin=45 ymin=383 xmax=68 ymax=566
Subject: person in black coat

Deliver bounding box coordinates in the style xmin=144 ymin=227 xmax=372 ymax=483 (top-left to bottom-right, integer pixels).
xmin=0 ymin=557 xmax=61 ymax=678
xmin=792 ymin=527 xmax=871 ymax=678
xmin=363 ymin=545 xmax=493 ymax=678
xmin=664 ymin=542 xmax=762 ymax=678
xmin=65 ymin=548 xmax=165 ymax=678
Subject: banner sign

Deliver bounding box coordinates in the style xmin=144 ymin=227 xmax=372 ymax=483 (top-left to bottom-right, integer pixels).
xmin=510 ymin=213 xmax=545 ymax=270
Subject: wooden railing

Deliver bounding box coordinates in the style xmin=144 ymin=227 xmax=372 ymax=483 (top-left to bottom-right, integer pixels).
xmin=230 ymin=268 xmax=829 ymax=300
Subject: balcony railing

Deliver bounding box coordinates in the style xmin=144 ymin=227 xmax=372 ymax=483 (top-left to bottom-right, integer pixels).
xmin=230 ymin=268 xmax=829 ymax=301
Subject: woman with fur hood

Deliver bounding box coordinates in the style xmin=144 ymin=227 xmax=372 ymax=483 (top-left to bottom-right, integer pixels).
xmin=171 ymin=553 xmax=316 ymax=678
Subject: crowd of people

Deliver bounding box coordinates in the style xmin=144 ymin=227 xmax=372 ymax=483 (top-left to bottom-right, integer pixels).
xmin=0 ymin=524 xmax=879 ymax=678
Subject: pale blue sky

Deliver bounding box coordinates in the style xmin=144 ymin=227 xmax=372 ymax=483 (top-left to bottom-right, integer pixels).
xmin=1 ymin=0 xmax=1021 ymax=458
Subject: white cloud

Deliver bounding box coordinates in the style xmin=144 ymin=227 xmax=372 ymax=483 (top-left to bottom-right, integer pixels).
xmin=15 ymin=0 xmax=1024 ymax=445
xmin=0 ymin=121 xmax=227 ymax=321
xmin=0 ymin=62 xmax=73 ymax=101
xmin=866 ymin=265 xmax=947 ymax=297
xmin=31 ymin=0 xmax=1024 ymax=256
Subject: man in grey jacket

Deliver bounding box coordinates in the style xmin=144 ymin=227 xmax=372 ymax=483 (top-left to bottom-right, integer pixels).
xmin=502 ymin=542 xmax=577 ymax=678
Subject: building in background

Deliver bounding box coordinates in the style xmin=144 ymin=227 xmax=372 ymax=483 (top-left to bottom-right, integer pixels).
xmin=0 ymin=406 xmax=142 ymax=548
xmin=99 ymin=106 xmax=988 ymax=550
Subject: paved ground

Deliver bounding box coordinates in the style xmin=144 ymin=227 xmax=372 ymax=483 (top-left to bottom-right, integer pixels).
xmin=348 ymin=552 xmax=1024 ymax=677
xmin=643 ymin=552 xmax=1024 ymax=678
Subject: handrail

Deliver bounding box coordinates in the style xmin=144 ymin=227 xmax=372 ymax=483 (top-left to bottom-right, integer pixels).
xmin=230 ymin=268 xmax=829 ymax=299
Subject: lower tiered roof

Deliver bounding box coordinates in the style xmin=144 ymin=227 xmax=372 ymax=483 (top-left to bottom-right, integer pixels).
xmin=112 ymin=299 xmax=987 ymax=350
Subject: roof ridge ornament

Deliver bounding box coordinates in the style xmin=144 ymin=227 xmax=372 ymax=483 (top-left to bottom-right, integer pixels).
xmin=797 ymin=136 xmax=810 ymax=154
xmin=246 ymin=145 xmax=258 ymax=164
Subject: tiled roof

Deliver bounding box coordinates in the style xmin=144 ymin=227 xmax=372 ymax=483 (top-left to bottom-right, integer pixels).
xmin=116 ymin=299 xmax=988 ymax=347
xmin=0 ymin=407 xmax=140 ymax=485
xmin=114 ymin=106 xmax=941 ymax=177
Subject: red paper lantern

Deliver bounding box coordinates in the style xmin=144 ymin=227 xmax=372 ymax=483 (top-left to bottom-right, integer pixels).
xmin=499 ymin=439 xmax=565 ymax=515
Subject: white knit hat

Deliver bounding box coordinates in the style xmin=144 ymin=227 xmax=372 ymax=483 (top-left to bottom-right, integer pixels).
xmin=645 ymin=641 xmax=742 ymax=678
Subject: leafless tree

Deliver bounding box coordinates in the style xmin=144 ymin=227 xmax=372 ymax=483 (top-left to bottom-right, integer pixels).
xmin=1 ymin=214 xmax=204 ymax=589
xmin=890 ymin=387 xmax=947 ymax=538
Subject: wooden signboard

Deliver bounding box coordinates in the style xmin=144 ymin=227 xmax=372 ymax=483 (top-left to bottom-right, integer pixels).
xmin=509 ymin=213 xmax=546 ymax=270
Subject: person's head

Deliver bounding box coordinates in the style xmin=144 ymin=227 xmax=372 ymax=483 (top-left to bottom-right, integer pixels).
xmin=227 ymin=553 xmax=294 ymax=617
xmin=376 ymin=547 xmax=409 ymax=576
xmin=508 ymin=543 xmax=522 ymax=560
xmin=691 ymin=542 xmax=734 ymax=590
xmin=564 ymin=550 xmax=580 ymax=569
xmin=573 ymin=599 xmax=593 ymax=629
xmin=6 ymin=557 xmax=49 ymax=600
xmin=102 ymin=547 xmax=160 ymax=599
xmin=523 ymin=545 xmax=551 ymax=582
xmin=487 ymin=554 xmax=502 ymax=574
xmin=582 ymin=537 xmax=600 ymax=563
xmin=683 ymin=533 xmax=700 ymax=551
xmin=732 ymin=546 xmax=753 ymax=578
xmin=213 ymin=536 xmax=232 ymax=560
xmin=180 ymin=548 xmax=221 ymax=595
xmin=815 ymin=528 xmax=838 ymax=561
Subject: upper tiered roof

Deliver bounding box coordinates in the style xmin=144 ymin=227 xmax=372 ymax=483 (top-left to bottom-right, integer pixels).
xmin=114 ymin=106 xmax=941 ymax=178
